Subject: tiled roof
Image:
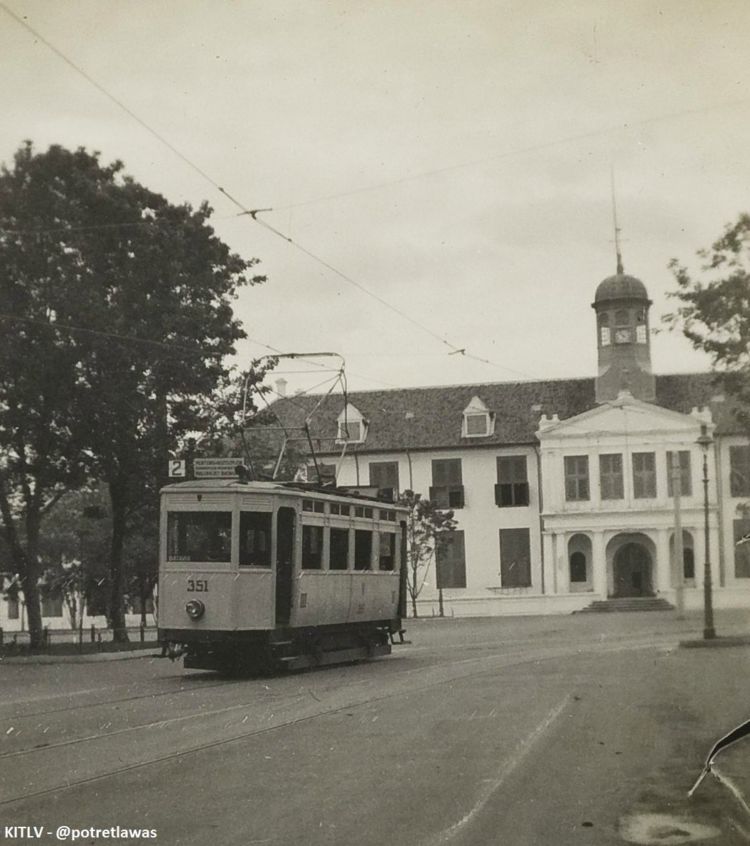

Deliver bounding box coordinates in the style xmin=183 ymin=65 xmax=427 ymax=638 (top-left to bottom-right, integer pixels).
xmin=265 ymin=372 xmax=738 ymax=455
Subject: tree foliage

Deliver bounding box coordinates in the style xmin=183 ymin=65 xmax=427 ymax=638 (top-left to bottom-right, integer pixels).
xmin=398 ymin=490 xmax=457 ymax=617
xmin=37 ymin=489 xmax=107 ymax=630
xmin=36 ymin=487 xmax=160 ymax=631
xmin=666 ymin=212 xmax=750 ymax=424
xmin=0 ymin=142 xmax=265 ymax=643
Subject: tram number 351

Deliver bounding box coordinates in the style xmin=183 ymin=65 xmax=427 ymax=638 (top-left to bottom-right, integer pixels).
xmin=187 ymin=579 xmax=209 ymax=593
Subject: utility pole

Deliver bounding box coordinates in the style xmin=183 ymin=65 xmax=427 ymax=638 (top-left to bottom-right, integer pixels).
xmin=697 ymin=425 xmax=716 ymax=639
xmin=671 ymin=451 xmax=685 ymax=618
xmin=405 ymin=412 xmax=414 ymax=491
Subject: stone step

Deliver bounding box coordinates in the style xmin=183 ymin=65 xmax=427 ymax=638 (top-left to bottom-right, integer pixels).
xmin=577 ymin=597 xmax=675 ymax=613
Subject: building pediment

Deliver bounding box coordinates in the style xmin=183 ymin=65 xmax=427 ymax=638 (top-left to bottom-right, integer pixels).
xmin=537 ymin=391 xmax=712 ymax=442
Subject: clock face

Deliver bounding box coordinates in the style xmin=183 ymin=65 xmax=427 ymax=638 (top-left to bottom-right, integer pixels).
xmin=614 ymin=328 xmax=632 ymax=344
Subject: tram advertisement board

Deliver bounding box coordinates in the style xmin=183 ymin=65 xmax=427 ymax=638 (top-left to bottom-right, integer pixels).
xmin=193 ymin=457 xmax=245 ymax=478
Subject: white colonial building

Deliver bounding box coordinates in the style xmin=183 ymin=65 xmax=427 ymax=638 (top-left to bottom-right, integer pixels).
xmin=270 ymin=267 xmax=750 ymax=617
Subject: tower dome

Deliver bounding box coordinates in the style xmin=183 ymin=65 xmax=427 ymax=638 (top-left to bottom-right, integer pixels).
xmin=592 ymin=268 xmax=654 ymax=403
xmin=594 ymin=273 xmax=650 ymax=305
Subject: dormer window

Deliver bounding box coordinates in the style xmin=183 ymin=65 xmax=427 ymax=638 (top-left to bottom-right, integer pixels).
xmin=462 ymin=396 xmax=493 ymax=438
xmin=337 ymin=403 xmax=367 ymax=444
xmin=465 ymin=413 xmax=489 ymax=436
xmin=340 ymin=419 xmax=362 ymax=441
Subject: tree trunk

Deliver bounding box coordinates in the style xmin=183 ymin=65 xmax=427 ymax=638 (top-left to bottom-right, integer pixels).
xmin=0 ymin=479 xmax=45 ymax=647
xmin=140 ymin=575 xmax=147 ymax=629
xmin=108 ymin=482 xmax=129 ymax=643
xmin=23 ymin=514 xmax=45 ymax=649
xmin=21 ymin=569 xmax=44 ymax=649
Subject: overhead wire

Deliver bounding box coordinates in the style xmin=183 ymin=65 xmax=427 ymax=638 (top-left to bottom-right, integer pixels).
xmin=0 ymin=4 xmax=234 ymax=206
xmin=0 ymin=312 xmax=210 ymax=356
xmin=250 ymin=215 xmax=465 ymax=356
xmin=6 ymin=3 xmax=745 ymax=386
xmin=0 ymin=312 xmax=318 ymax=373
xmin=0 ymin=212 xmax=240 ymax=237
xmin=0 ymin=298 xmax=398 ymax=392
xmin=0 ymin=3 xmax=538 ymax=380
xmin=260 ymin=96 xmax=750 ymax=214
xmin=241 ymin=358 xmax=347 ymax=480
xmin=2 ymin=220 xmax=166 ymax=237
xmin=249 ymin=216 xmax=538 ymax=379
xmin=0 ymin=313 xmax=367 ymax=393
xmin=240 ymin=339 xmax=402 ymax=388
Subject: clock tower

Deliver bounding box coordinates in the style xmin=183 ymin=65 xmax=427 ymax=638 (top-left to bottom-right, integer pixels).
xmin=592 ymin=266 xmax=655 ymax=403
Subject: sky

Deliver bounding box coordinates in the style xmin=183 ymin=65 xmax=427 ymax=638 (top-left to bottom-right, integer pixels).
xmin=2 ymin=0 xmax=749 ymax=401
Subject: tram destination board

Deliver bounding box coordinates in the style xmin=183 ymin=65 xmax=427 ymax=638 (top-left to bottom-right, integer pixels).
xmin=193 ymin=457 xmax=246 ymax=479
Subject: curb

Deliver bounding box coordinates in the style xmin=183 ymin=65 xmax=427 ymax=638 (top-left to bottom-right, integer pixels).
xmin=0 ymin=648 xmax=163 ymax=665
xmin=679 ymin=635 xmax=750 ymax=649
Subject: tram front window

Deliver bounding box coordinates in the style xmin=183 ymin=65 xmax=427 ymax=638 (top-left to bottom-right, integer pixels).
xmin=167 ymin=511 xmax=231 ymax=562
xmin=240 ymin=511 xmax=272 ymax=567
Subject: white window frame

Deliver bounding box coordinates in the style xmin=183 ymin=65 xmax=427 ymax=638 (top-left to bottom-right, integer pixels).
xmin=336 ymin=404 xmax=367 ymax=444
xmin=462 ymin=397 xmax=494 ymax=438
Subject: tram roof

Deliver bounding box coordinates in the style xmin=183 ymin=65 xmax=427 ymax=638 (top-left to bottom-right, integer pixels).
xmin=161 ymin=478 xmax=406 ymax=507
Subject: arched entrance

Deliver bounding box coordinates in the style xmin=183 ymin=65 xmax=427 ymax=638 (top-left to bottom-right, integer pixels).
xmin=613 ymin=542 xmax=653 ymax=597
xmin=568 ymin=533 xmax=592 ymax=593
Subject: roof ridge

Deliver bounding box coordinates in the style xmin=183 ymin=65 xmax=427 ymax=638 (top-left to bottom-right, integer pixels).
xmin=273 ymin=370 xmax=713 ymax=401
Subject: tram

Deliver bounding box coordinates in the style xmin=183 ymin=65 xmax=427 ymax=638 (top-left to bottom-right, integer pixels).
xmin=158 ymin=478 xmax=409 ymax=673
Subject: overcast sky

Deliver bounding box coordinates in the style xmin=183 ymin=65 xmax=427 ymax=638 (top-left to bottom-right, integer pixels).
xmin=3 ymin=0 xmax=749 ymax=399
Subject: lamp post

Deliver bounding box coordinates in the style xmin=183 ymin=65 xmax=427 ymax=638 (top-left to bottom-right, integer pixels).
xmin=670 ymin=450 xmax=685 ymax=619
xmin=696 ymin=424 xmax=716 ymax=639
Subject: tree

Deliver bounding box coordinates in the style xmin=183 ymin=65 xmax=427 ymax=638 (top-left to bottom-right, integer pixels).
xmin=0 ymin=142 xmax=265 ymax=642
xmin=398 ymin=490 xmax=457 ymax=617
xmin=0 ymin=146 xmax=93 ymax=646
xmin=666 ymin=213 xmax=750 ymax=424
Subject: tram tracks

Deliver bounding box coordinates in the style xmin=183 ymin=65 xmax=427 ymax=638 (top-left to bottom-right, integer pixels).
xmin=0 ymin=674 xmax=248 ymax=720
xmin=0 ymin=633 xmax=675 ymax=808
xmin=1 ymin=630 xmax=662 ymax=753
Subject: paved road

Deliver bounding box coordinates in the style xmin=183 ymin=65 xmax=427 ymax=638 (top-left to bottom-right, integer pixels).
xmin=1 ymin=610 xmax=749 ymax=845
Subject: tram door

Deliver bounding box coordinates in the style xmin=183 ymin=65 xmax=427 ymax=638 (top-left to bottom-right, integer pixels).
xmin=275 ymin=507 xmax=295 ymax=625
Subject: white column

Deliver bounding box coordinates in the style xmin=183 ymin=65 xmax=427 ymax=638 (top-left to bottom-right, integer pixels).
xmin=557 ymin=532 xmax=567 ymax=594
xmin=591 ymin=531 xmax=606 ymax=598
xmin=551 ymin=532 xmax=560 ymax=594
xmin=655 ymin=528 xmax=671 ymax=593
xmin=542 ymin=532 xmax=555 ymax=594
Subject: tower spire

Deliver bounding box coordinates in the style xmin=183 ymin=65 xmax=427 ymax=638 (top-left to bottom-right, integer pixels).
xmin=610 ymin=166 xmax=624 ymax=275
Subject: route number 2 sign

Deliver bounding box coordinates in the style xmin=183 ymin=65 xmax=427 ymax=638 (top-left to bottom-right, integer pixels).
xmin=169 ymin=459 xmax=187 ymax=478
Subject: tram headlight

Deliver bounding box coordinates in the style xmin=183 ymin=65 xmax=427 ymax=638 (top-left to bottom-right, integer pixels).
xmin=185 ymin=599 xmax=205 ymax=621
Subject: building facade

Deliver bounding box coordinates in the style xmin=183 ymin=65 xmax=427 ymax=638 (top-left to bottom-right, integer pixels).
xmin=271 ymin=269 xmax=750 ymax=617
xmin=0 ymin=579 xmax=154 ymax=637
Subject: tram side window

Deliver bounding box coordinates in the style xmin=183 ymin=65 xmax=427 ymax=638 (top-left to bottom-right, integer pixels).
xmin=330 ymin=527 xmax=350 ymax=570
xmin=302 ymin=525 xmax=324 ymax=569
xmin=167 ymin=512 xmax=232 ymax=562
xmin=239 ymin=512 xmax=272 ymax=567
xmin=354 ymin=530 xmax=373 ymax=571
xmin=378 ymin=532 xmax=396 ymax=571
